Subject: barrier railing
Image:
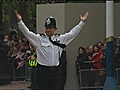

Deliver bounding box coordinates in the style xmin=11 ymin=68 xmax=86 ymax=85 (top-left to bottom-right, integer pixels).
xmin=78 ymin=61 xmax=120 ymax=90
xmin=6 ymin=62 xmax=30 ymax=81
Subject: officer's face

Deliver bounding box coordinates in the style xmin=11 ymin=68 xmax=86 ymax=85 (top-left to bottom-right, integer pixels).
xmin=45 ymin=27 xmax=56 ymax=37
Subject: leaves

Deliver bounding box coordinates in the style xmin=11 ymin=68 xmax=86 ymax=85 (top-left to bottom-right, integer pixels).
xmin=2 ymin=1 xmax=19 ymax=22
xmin=26 ymin=1 xmax=36 ymax=20
xmin=2 ymin=1 xmax=37 ymax=22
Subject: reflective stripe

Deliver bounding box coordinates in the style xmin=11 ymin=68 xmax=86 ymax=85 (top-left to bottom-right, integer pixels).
xmin=28 ymin=53 xmax=37 ymax=67
xmin=29 ymin=59 xmax=37 ymax=67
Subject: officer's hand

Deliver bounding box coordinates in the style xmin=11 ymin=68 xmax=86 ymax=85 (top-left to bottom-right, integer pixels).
xmin=80 ymin=11 xmax=89 ymax=22
xmin=15 ymin=10 xmax=22 ymax=22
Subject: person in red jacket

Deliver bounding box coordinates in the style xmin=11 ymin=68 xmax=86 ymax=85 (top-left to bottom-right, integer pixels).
xmin=92 ymin=44 xmax=106 ymax=89
xmin=92 ymin=44 xmax=104 ymax=69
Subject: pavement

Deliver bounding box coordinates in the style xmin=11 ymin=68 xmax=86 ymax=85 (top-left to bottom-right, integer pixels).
xmin=0 ymin=81 xmax=31 ymax=90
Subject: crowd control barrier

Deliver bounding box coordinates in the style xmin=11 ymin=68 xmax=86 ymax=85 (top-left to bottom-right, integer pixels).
xmin=78 ymin=61 xmax=120 ymax=90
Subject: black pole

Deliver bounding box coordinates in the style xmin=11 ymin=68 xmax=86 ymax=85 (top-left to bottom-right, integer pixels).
xmin=0 ymin=1 xmax=4 ymax=43
xmin=0 ymin=1 xmax=4 ymax=47
xmin=0 ymin=1 xmax=2 ymax=31
xmin=0 ymin=1 xmax=11 ymax=85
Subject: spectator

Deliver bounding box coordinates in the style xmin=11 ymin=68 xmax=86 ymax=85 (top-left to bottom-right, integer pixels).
xmin=10 ymin=26 xmax=18 ymax=39
xmin=15 ymin=43 xmax=26 ymax=81
xmin=4 ymin=34 xmax=10 ymax=43
xmin=92 ymin=44 xmax=104 ymax=69
xmin=117 ymin=35 xmax=120 ymax=47
xmin=87 ymin=45 xmax=93 ymax=61
xmin=92 ymin=44 xmax=105 ymax=89
xmin=86 ymin=46 xmax=94 ymax=69
xmin=114 ymin=46 xmax=120 ymax=68
xmin=75 ymin=46 xmax=89 ymax=87
xmin=101 ymin=43 xmax=107 ymax=68
xmin=87 ymin=45 xmax=94 ymax=69
xmin=85 ymin=46 xmax=89 ymax=54
xmin=86 ymin=45 xmax=95 ymax=88
xmin=7 ymin=40 xmax=18 ymax=81
xmin=97 ymin=42 xmax=102 ymax=49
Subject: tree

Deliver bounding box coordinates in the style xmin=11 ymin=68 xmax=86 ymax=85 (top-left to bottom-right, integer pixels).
xmin=26 ymin=1 xmax=36 ymax=21
xmin=2 ymin=1 xmax=19 ymax=22
xmin=2 ymin=1 xmax=37 ymax=35
xmin=2 ymin=1 xmax=19 ymax=34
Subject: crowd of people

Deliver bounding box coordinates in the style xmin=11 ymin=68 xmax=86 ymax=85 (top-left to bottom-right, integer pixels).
xmin=2 ymin=29 xmax=120 ymax=90
xmin=4 ymin=32 xmax=120 ymax=90
xmin=3 ymin=26 xmax=120 ymax=89
xmin=75 ymin=35 xmax=120 ymax=90
xmin=3 ymin=32 xmax=38 ymax=89
xmin=4 ymin=34 xmax=28 ymax=78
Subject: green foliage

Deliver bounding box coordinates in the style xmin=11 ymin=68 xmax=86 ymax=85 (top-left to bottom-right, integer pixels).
xmin=26 ymin=1 xmax=36 ymax=21
xmin=2 ymin=1 xmax=38 ymax=22
xmin=2 ymin=1 xmax=19 ymax=22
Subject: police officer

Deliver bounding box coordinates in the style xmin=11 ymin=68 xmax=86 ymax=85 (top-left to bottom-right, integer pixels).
xmin=15 ymin=10 xmax=89 ymax=90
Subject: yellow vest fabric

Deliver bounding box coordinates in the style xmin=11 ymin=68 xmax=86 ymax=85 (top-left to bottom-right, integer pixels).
xmin=28 ymin=53 xmax=37 ymax=67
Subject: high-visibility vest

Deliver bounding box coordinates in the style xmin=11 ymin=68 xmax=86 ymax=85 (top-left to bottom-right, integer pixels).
xmin=28 ymin=53 xmax=37 ymax=67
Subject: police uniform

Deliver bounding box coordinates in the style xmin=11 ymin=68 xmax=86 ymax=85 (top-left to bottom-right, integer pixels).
xmin=18 ymin=17 xmax=85 ymax=90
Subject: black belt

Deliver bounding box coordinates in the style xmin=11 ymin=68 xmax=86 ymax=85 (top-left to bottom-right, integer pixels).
xmin=37 ymin=64 xmax=60 ymax=70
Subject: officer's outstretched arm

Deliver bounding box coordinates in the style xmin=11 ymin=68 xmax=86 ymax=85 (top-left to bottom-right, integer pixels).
xmin=80 ymin=11 xmax=89 ymax=22
xmin=15 ymin=10 xmax=22 ymax=22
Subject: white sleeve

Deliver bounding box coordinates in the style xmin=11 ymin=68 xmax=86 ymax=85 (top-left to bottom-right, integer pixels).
xmin=60 ymin=21 xmax=85 ymax=45
xmin=18 ymin=20 xmax=39 ymax=46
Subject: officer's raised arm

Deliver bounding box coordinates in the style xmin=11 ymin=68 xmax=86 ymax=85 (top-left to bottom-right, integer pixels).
xmin=80 ymin=11 xmax=89 ymax=22
xmin=15 ymin=10 xmax=39 ymax=47
xmin=60 ymin=11 xmax=89 ymax=45
xmin=15 ymin=10 xmax=22 ymax=22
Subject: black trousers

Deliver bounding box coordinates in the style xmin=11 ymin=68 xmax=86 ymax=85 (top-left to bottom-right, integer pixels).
xmin=37 ymin=64 xmax=62 ymax=90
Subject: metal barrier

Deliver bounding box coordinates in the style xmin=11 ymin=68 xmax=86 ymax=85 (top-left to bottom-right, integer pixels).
xmin=78 ymin=61 xmax=120 ymax=90
xmin=7 ymin=61 xmax=30 ymax=81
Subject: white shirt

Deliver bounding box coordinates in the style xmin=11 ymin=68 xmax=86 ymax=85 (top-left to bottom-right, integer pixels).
xmin=18 ymin=20 xmax=85 ymax=66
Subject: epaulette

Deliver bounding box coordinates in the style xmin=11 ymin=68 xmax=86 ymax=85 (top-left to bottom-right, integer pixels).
xmin=54 ymin=33 xmax=60 ymax=36
xmin=39 ymin=33 xmax=45 ymax=37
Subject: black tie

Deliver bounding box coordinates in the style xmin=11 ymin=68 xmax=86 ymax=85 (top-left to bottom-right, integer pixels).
xmin=49 ymin=37 xmax=66 ymax=49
